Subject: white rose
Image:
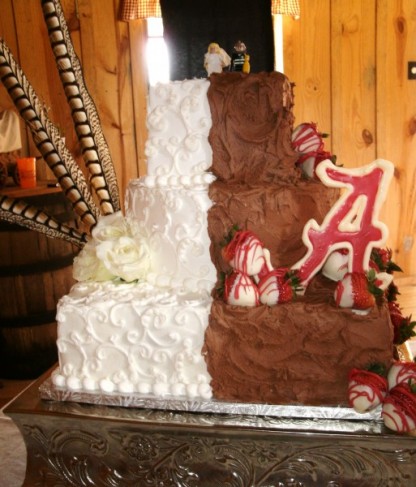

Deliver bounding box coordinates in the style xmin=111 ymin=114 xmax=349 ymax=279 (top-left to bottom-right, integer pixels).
xmin=73 ymin=244 xmax=115 ymax=282
xmin=96 ymin=236 xmax=150 ymax=282
xmin=92 ymin=211 xmax=128 ymax=242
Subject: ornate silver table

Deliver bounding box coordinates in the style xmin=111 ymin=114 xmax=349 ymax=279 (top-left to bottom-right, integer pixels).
xmin=4 ymin=368 xmax=416 ymax=486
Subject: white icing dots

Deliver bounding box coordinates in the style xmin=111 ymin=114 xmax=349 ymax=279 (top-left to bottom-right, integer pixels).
xmin=99 ymin=379 xmax=115 ymax=393
xmin=153 ymin=383 xmax=169 ymax=396
xmin=67 ymin=376 xmax=82 ymax=390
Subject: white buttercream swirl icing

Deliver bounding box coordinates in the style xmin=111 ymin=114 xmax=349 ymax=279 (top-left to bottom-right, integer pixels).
xmin=56 ymin=79 xmax=216 ymax=401
xmin=145 ymin=79 xmax=213 ymax=178
xmin=53 ymin=281 xmax=213 ymax=399
xmin=125 ymin=177 xmax=216 ymax=292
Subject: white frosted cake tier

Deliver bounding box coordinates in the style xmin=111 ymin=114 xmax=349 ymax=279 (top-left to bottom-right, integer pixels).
xmin=125 ymin=175 xmax=216 ymax=292
xmin=53 ymin=281 xmax=213 ymax=399
xmin=145 ymin=78 xmax=212 ymax=178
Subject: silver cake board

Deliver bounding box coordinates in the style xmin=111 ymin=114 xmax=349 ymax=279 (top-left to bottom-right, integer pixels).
xmin=39 ymin=372 xmax=382 ymax=423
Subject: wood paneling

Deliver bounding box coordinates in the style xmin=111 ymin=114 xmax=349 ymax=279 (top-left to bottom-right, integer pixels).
xmin=283 ymin=0 xmax=332 ymax=142
xmin=330 ymin=0 xmax=377 ymax=166
xmin=376 ymin=0 xmax=416 ymax=277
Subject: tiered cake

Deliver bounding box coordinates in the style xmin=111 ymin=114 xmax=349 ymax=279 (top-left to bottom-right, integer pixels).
xmin=52 ymin=72 xmax=395 ymax=407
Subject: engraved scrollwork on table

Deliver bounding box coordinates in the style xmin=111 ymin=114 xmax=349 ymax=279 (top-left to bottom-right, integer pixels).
xmin=17 ymin=415 xmax=416 ymax=487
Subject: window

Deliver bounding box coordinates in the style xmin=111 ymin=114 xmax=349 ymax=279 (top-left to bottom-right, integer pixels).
xmin=146 ymin=17 xmax=169 ymax=85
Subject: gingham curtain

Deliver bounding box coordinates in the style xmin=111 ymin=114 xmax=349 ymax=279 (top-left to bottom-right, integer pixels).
xmin=120 ymin=0 xmax=161 ymax=21
xmin=120 ymin=0 xmax=299 ymax=21
xmin=271 ymin=0 xmax=300 ymax=17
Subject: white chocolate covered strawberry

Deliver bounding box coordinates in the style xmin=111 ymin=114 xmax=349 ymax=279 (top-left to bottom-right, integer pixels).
xmin=322 ymin=249 xmax=349 ymax=281
xmin=258 ymin=268 xmax=300 ymax=306
xmin=348 ymin=366 xmax=388 ymax=413
xmin=292 ymin=122 xmax=324 ymax=154
xmin=334 ymin=272 xmax=376 ymax=311
xmin=224 ymin=271 xmax=259 ymax=307
xmin=387 ymin=361 xmax=416 ymax=390
xmin=381 ymin=381 xmax=416 ymax=433
xmin=292 ymin=122 xmax=336 ymax=178
xmin=222 ymin=230 xmax=266 ymax=276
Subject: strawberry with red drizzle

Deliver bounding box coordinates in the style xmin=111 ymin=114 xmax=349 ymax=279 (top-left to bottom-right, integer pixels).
xmin=322 ymin=248 xmax=349 ymax=282
xmin=348 ymin=364 xmax=388 ymax=413
xmin=292 ymin=122 xmax=324 ymax=154
xmin=222 ymin=229 xmax=267 ymax=277
xmin=223 ymin=271 xmax=260 ymax=307
xmin=387 ymin=360 xmax=416 ymax=390
xmin=258 ymin=268 xmax=300 ymax=306
xmin=382 ymin=380 xmax=416 ymax=433
xmin=335 ymin=271 xmax=377 ymax=311
xmin=292 ymin=122 xmax=336 ymax=178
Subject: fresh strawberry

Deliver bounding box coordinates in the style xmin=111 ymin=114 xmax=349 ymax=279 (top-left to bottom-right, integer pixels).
xmin=387 ymin=360 xmax=416 ymax=390
xmin=223 ymin=271 xmax=259 ymax=307
xmin=381 ymin=380 xmax=416 ymax=433
xmin=221 ymin=229 xmax=266 ymax=276
xmin=258 ymin=268 xmax=300 ymax=306
xmin=334 ymin=272 xmax=376 ymax=310
xmin=348 ymin=364 xmax=388 ymax=413
xmin=388 ymin=302 xmax=416 ymax=345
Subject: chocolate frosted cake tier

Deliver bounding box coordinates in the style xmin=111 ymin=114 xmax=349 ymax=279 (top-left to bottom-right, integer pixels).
xmin=204 ymin=276 xmax=394 ymax=406
xmin=204 ymin=72 xmax=395 ymax=407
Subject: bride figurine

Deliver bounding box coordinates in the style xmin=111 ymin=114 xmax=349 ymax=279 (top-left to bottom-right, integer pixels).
xmin=204 ymin=42 xmax=231 ymax=76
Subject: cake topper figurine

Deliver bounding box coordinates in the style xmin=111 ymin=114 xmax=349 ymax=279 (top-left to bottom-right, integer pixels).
xmin=230 ymin=40 xmax=247 ymax=72
xmin=204 ymin=42 xmax=231 ymax=76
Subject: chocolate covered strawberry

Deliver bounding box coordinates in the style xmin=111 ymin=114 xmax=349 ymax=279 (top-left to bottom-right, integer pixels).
xmin=387 ymin=360 xmax=416 ymax=390
xmin=334 ymin=272 xmax=376 ymax=311
xmin=222 ymin=230 xmax=267 ymax=277
xmin=223 ymin=271 xmax=260 ymax=307
xmin=258 ymin=268 xmax=300 ymax=306
xmin=348 ymin=365 xmax=388 ymax=413
xmin=381 ymin=381 xmax=416 ymax=433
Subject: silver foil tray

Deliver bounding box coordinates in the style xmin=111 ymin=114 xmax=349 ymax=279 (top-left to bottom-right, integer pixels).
xmin=39 ymin=375 xmax=382 ymax=423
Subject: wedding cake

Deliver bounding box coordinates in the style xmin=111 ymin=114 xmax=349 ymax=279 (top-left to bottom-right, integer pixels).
xmin=52 ymin=72 xmax=396 ymax=408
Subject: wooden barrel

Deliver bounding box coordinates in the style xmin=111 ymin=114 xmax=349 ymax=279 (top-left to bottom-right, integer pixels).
xmin=0 ymin=189 xmax=78 ymax=379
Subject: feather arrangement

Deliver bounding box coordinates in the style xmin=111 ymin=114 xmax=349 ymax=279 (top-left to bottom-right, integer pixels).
xmin=0 ymin=38 xmax=100 ymax=232
xmin=42 ymin=0 xmax=121 ymax=215
xmin=0 ymin=194 xmax=87 ymax=247
xmin=0 ymin=0 xmax=126 ymax=246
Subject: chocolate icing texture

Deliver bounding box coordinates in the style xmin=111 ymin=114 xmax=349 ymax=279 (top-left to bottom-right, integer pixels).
xmin=208 ymin=72 xmax=299 ymax=184
xmin=204 ymin=72 xmax=394 ymax=406
xmin=204 ymin=277 xmax=394 ymax=406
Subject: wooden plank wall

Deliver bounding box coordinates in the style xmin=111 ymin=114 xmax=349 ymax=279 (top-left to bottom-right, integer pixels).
xmin=1 ymin=0 xmax=416 ymax=278
xmin=283 ymin=0 xmax=416 ymax=277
